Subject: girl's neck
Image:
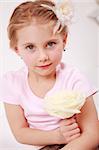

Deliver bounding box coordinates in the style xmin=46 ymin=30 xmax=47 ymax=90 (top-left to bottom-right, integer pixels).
xmin=28 ymin=71 xmax=56 ymax=83
xmin=27 ymin=71 xmax=56 ymax=98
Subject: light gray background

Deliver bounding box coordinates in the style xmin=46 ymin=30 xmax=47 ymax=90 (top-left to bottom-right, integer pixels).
xmin=0 ymin=0 xmax=99 ymax=149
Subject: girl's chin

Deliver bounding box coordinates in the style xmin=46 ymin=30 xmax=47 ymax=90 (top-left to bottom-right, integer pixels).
xmin=32 ymin=69 xmax=56 ymax=77
xmin=34 ymin=71 xmax=54 ymax=77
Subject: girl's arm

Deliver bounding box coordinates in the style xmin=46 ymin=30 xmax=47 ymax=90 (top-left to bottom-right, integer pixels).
xmin=4 ymin=103 xmax=59 ymax=146
xmin=4 ymin=103 xmax=80 ymax=146
xmin=61 ymin=96 xmax=99 ymax=150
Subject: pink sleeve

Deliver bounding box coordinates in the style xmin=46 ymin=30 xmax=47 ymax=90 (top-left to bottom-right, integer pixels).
xmin=71 ymin=68 xmax=98 ymax=98
xmin=0 ymin=73 xmax=20 ymax=105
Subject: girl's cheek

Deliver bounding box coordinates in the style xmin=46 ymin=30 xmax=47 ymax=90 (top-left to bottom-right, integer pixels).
xmin=53 ymin=48 xmax=63 ymax=58
xmin=22 ymin=54 xmax=34 ymax=65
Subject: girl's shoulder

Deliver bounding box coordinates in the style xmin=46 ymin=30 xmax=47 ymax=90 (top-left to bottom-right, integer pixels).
xmin=59 ymin=62 xmax=81 ymax=76
xmin=59 ymin=62 xmax=97 ymax=98
xmin=0 ymin=66 xmax=28 ymax=104
xmin=0 ymin=66 xmax=27 ymax=86
xmin=59 ymin=62 xmax=93 ymax=86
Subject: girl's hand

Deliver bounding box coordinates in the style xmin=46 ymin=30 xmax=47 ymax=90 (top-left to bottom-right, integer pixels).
xmin=58 ymin=117 xmax=81 ymax=144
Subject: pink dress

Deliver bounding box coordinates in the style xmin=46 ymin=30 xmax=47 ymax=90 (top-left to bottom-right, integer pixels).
xmin=0 ymin=63 xmax=97 ymax=130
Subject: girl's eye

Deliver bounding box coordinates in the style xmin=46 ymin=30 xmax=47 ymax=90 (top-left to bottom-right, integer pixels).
xmin=25 ymin=44 xmax=35 ymax=51
xmin=47 ymin=42 xmax=56 ymax=48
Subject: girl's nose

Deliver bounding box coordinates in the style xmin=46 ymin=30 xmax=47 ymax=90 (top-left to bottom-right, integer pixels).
xmin=38 ymin=50 xmax=49 ymax=62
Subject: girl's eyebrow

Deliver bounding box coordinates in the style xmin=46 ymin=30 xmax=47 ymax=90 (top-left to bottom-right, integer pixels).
xmin=44 ymin=38 xmax=59 ymax=45
xmin=22 ymin=42 xmax=34 ymax=46
xmin=22 ymin=39 xmax=59 ymax=46
xmin=46 ymin=38 xmax=59 ymax=42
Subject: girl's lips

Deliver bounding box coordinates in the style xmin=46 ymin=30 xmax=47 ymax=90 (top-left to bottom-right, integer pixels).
xmin=36 ymin=63 xmax=52 ymax=69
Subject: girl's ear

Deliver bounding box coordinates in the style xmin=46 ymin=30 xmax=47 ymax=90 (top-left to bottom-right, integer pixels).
xmin=63 ymin=32 xmax=68 ymax=47
xmin=14 ymin=47 xmax=20 ymax=55
xmin=14 ymin=47 xmax=22 ymax=59
xmin=63 ymin=33 xmax=67 ymax=43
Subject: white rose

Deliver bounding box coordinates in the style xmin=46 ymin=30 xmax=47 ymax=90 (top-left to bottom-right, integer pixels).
xmin=44 ymin=90 xmax=86 ymax=118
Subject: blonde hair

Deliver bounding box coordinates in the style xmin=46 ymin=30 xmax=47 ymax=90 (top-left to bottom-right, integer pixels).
xmin=7 ymin=0 xmax=67 ymax=49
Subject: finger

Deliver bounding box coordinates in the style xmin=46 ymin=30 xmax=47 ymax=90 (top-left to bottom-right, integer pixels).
xmin=63 ymin=128 xmax=80 ymax=138
xmin=66 ymin=122 xmax=79 ymax=131
xmin=68 ymin=133 xmax=81 ymax=143
xmin=59 ymin=118 xmax=76 ymax=126
xmin=60 ymin=122 xmax=79 ymax=133
xmin=72 ymin=114 xmax=76 ymax=119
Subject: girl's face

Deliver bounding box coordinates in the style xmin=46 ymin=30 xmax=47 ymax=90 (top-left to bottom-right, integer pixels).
xmin=16 ymin=22 xmax=67 ymax=77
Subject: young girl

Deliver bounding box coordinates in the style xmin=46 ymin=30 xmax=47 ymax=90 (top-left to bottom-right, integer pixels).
xmin=0 ymin=0 xmax=99 ymax=150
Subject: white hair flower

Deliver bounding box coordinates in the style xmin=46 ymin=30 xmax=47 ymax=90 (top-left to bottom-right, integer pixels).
xmin=41 ymin=0 xmax=74 ymax=33
xmin=54 ymin=0 xmax=73 ymax=25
